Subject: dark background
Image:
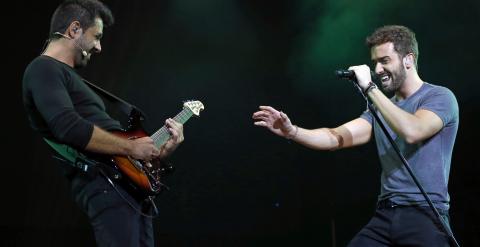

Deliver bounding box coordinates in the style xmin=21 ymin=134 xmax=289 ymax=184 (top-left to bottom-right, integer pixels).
xmin=3 ymin=0 xmax=479 ymax=246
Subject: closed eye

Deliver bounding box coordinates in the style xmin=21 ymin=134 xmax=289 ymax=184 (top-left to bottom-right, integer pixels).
xmin=372 ymin=56 xmax=390 ymax=66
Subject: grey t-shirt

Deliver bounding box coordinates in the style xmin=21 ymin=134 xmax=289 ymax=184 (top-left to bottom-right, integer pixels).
xmin=360 ymin=82 xmax=459 ymax=210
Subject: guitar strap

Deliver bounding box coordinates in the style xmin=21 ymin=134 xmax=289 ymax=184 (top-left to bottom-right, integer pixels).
xmin=44 ymin=138 xmax=92 ymax=171
xmin=82 ymin=78 xmax=147 ymax=120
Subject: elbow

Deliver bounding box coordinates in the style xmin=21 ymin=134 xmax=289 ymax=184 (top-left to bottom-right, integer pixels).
xmin=396 ymin=120 xmax=425 ymax=144
xmin=404 ymin=135 xmax=420 ymax=145
xmin=52 ymin=129 xmax=91 ymax=150
xmin=403 ymin=130 xmax=423 ymax=144
xmin=50 ymin=121 xmax=94 ymax=150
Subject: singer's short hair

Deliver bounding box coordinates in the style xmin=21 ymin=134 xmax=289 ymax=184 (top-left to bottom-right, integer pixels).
xmin=366 ymin=25 xmax=419 ymax=68
xmin=49 ymin=0 xmax=114 ymax=39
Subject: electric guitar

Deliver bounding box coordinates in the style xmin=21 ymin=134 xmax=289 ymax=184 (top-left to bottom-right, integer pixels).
xmin=110 ymin=100 xmax=204 ymax=195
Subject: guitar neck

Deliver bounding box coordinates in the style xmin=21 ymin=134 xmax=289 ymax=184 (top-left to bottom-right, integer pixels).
xmin=150 ymin=107 xmax=194 ymax=147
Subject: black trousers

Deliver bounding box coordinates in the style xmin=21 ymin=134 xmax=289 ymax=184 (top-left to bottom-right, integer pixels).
xmin=348 ymin=201 xmax=452 ymax=247
xmin=71 ymin=172 xmax=154 ymax=247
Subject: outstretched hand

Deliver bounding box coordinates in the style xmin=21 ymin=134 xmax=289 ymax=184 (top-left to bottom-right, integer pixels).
xmin=252 ymin=106 xmax=296 ymax=138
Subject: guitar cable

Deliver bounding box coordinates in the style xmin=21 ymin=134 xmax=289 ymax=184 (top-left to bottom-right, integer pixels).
xmin=98 ymin=168 xmax=160 ymax=218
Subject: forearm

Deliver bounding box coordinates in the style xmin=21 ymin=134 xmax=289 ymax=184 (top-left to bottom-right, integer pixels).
xmin=290 ymin=117 xmax=370 ymax=150
xmin=291 ymin=127 xmax=342 ymax=151
xmin=84 ymin=125 xmax=133 ymax=156
xmin=367 ymin=88 xmax=424 ymax=143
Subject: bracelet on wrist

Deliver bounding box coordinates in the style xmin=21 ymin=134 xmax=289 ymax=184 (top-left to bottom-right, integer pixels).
xmin=363 ymin=82 xmax=378 ymax=94
xmin=363 ymin=81 xmax=378 ymax=94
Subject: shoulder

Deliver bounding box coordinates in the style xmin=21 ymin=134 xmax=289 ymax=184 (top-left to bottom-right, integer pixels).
xmin=422 ymin=82 xmax=456 ymax=99
xmin=417 ymin=82 xmax=458 ymax=108
xmin=25 ymin=56 xmax=60 ymax=72
xmin=418 ymin=82 xmax=459 ymax=123
xmin=23 ymin=56 xmax=70 ymax=89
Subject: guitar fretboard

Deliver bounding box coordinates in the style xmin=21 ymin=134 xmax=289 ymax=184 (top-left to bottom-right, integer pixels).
xmin=150 ymin=108 xmax=193 ymax=147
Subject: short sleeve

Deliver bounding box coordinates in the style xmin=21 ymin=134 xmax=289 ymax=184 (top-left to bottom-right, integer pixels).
xmin=418 ymin=87 xmax=459 ymax=127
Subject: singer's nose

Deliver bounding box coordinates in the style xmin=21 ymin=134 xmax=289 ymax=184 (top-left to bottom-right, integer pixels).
xmin=93 ymin=40 xmax=101 ymax=53
xmin=374 ymin=62 xmax=384 ymax=74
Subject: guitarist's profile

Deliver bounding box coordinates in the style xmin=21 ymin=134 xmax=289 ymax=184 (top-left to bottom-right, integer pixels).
xmin=22 ymin=1 xmax=203 ymax=246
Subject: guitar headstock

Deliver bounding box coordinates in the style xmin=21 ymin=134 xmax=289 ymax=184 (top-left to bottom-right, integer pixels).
xmin=183 ymin=100 xmax=205 ymax=116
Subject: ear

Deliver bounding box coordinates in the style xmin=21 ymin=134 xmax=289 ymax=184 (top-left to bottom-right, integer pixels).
xmin=67 ymin=21 xmax=82 ymax=38
xmin=403 ymin=53 xmax=415 ymax=69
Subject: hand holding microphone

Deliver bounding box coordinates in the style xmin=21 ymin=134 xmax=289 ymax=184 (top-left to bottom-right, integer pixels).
xmin=347 ymin=65 xmax=372 ymax=90
xmin=335 ymin=65 xmax=378 ymax=93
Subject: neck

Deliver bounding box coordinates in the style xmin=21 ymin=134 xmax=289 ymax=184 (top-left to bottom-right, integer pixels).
xmin=395 ymin=71 xmax=423 ymax=100
xmin=42 ymin=40 xmax=75 ymax=67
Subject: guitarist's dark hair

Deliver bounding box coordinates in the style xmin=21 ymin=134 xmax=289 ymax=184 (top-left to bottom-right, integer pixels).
xmin=49 ymin=0 xmax=114 ymax=40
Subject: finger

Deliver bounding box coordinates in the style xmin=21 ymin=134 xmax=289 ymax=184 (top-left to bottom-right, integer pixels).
xmin=252 ymin=112 xmax=272 ymax=119
xmin=252 ymin=111 xmax=267 ymax=118
xmin=165 ymin=120 xmax=176 ymax=130
xmin=174 ymin=121 xmax=184 ymax=131
xmin=168 ymin=121 xmax=183 ymax=135
xmin=254 ymin=121 xmax=267 ymax=127
xmin=279 ymin=111 xmax=289 ymax=121
xmin=165 ymin=118 xmax=173 ymax=127
xmin=152 ymin=147 xmax=161 ymax=156
xmin=169 ymin=118 xmax=182 ymax=129
xmin=148 ymin=137 xmax=155 ymax=144
xmin=136 ymin=136 xmax=154 ymax=144
xmin=169 ymin=127 xmax=178 ymax=135
xmin=252 ymin=113 xmax=271 ymax=122
xmin=252 ymin=111 xmax=271 ymax=119
xmin=259 ymin=106 xmax=278 ymax=114
xmin=176 ymin=121 xmax=183 ymax=129
xmin=167 ymin=118 xmax=180 ymax=128
xmin=259 ymin=106 xmax=279 ymax=114
xmin=348 ymin=65 xmax=357 ymax=71
xmin=168 ymin=127 xmax=179 ymax=140
xmin=139 ymin=136 xmax=151 ymax=140
xmin=255 ymin=116 xmax=270 ymax=122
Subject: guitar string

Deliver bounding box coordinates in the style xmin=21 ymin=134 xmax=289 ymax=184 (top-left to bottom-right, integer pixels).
xmin=151 ymin=110 xmax=186 ymax=142
xmin=151 ymin=109 xmax=192 ymax=145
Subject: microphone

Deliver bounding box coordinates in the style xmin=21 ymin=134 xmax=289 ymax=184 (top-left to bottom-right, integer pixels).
xmin=79 ymin=46 xmax=88 ymax=57
xmin=335 ymin=69 xmax=356 ymax=80
xmin=335 ymin=69 xmax=378 ymax=82
xmin=53 ymin=32 xmax=88 ymax=57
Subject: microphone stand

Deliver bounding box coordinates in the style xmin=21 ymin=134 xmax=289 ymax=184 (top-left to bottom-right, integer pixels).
xmin=345 ymin=77 xmax=460 ymax=247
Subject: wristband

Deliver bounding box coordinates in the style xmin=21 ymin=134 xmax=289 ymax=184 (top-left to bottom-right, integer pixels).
xmin=363 ymin=81 xmax=378 ymax=94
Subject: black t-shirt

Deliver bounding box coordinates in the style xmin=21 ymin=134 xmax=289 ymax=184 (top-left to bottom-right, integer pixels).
xmin=23 ymin=55 xmax=122 ymax=150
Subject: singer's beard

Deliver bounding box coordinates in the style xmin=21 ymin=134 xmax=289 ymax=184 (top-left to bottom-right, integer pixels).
xmin=73 ymin=39 xmax=90 ymax=68
xmin=381 ymin=64 xmax=406 ymax=93
xmin=74 ymin=53 xmax=88 ymax=68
